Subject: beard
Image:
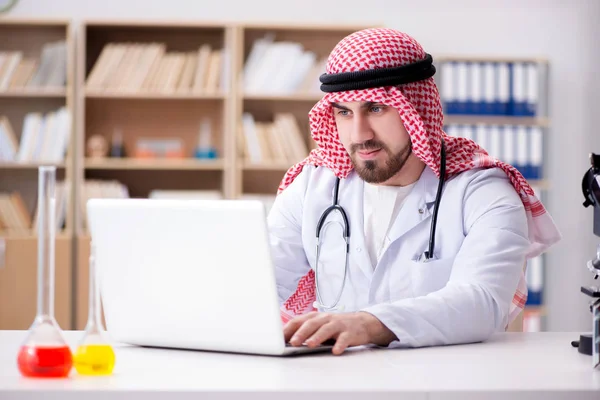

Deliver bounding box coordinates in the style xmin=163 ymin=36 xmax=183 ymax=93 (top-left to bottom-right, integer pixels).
xmin=350 ymin=139 xmax=412 ymax=184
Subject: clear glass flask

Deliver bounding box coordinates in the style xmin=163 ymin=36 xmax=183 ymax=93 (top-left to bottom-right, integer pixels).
xmin=73 ymin=242 xmax=115 ymax=375
xmin=17 ymin=166 xmax=73 ymax=378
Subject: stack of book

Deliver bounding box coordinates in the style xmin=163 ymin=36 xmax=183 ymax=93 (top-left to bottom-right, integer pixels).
xmin=0 ymin=192 xmax=31 ymax=235
xmin=0 ymin=107 xmax=71 ymax=164
xmin=0 ymin=41 xmax=67 ymax=90
xmin=242 ymin=34 xmax=327 ymax=95
xmin=238 ymin=112 xmax=309 ymax=165
xmin=80 ymin=180 xmax=129 ymax=232
xmin=86 ymin=42 xmax=227 ymax=94
xmin=0 ymin=182 xmax=68 ymax=235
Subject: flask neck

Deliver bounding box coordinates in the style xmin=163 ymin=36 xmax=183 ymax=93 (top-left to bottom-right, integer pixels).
xmin=86 ymin=244 xmax=104 ymax=328
xmin=36 ymin=166 xmax=56 ymax=318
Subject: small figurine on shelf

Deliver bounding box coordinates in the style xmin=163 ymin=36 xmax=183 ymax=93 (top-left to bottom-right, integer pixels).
xmin=86 ymin=135 xmax=109 ymax=158
xmin=193 ymin=118 xmax=217 ymax=159
xmin=109 ymin=127 xmax=126 ymax=158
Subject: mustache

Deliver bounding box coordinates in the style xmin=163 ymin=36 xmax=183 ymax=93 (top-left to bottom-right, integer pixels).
xmin=351 ymin=139 xmax=386 ymax=153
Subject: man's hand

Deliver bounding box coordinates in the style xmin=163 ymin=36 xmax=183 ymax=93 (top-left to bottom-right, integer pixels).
xmin=283 ymin=311 xmax=397 ymax=355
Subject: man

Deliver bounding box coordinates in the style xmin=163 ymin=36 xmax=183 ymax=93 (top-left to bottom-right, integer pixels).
xmin=267 ymin=28 xmax=561 ymax=355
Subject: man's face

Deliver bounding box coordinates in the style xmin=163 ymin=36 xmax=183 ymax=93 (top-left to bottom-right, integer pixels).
xmin=332 ymin=101 xmax=412 ymax=184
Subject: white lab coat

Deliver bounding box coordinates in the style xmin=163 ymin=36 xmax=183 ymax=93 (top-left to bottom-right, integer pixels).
xmin=267 ymin=164 xmax=530 ymax=348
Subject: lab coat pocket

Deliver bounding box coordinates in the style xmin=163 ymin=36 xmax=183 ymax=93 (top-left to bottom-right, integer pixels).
xmin=408 ymin=257 xmax=455 ymax=298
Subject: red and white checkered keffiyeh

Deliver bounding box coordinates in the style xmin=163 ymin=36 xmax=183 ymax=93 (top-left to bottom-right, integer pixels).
xmin=277 ymin=28 xmax=561 ymax=327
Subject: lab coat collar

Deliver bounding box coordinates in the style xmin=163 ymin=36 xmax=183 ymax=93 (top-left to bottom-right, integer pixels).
xmin=384 ymin=166 xmax=441 ymax=255
xmin=419 ymin=166 xmax=442 ymax=206
xmin=342 ymin=171 xmax=375 ymax=279
xmin=342 ymin=166 xmax=440 ymax=278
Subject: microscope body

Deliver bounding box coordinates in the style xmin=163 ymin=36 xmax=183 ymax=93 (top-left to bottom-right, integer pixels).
xmin=577 ymin=152 xmax=600 ymax=366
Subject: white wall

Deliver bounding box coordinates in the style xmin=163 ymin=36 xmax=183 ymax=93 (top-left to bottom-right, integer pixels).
xmin=4 ymin=0 xmax=599 ymax=332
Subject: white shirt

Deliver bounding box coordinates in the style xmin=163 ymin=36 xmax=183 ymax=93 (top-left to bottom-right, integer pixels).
xmin=363 ymin=182 xmax=415 ymax=268
xmin=267 ymin=165 xmax=529 ymax=348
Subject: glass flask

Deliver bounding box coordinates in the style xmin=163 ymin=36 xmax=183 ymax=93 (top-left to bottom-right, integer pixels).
xmin=73 ymin=242 xmax=116 ymax=375
xmin=17 ymin=166 xmax=73 ymax=378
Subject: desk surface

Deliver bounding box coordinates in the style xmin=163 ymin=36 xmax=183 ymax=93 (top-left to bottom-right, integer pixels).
xmin=0 ymin=330 xmax=599 ymax=400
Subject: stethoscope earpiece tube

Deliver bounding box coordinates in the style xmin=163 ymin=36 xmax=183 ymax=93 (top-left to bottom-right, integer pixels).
xmin=424 ymin=138 xmax=447 ymax=261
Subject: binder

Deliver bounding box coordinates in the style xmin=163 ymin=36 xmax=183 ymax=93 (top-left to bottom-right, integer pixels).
xmin=515 ymin=125 xmax=529 ymax=178
xmin=488 ymin=125 xmax=502 ymax=160
xmin=497 ymin=62 xmax=510 ymax=115
xmin=530 ymin=126 xmax=543 ymax=179
xmin=482 ymin=62 xmax=496 ymax=115
xmin=460 ymin=124 xmax=474 ymax=141
xmin=526 ymin=256 xmax=544 ymax=306
xmin=445 ymin=124 xmax=460 ymax=138
xmin=526 ymin=63 xmax=539 ymax=117
xmin=440 ymin=62 xmax=456 ymax=114
xmin=468 ymin=63 xmax=483 ymax=114
xmin=475 ymin=124 xmax=488 ymax=152
xmin=455 ymin=62 xmax=469 ymax=114
xmin=502 ymin=125 xmax=516 ymax=167
xmin=510 ymin=62 xmax=527 ymax=116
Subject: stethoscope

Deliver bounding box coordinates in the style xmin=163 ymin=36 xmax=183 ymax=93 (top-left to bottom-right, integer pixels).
xmin=313 ymin=139 xmax=447 ymax=311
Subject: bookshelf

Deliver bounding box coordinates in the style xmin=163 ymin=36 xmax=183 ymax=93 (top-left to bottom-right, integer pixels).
xmin=0 ymin=19 xmax=75 ymax=329
xmin=73 ymin=20 xmax=239 ymax=328
xmin=434 ymin=55 xmax=551 ymax=331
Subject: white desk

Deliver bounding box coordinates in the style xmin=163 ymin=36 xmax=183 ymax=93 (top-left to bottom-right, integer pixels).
xmin=0 ymin=330 xmax=599 ymax=400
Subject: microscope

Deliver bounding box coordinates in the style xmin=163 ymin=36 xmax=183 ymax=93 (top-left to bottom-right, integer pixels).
xmin=573 ymin=152 xmax=600 ymax=367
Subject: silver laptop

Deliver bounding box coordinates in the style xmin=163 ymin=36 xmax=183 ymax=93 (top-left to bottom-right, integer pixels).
xmin=86 ymin=198 xmax=333 ymax=356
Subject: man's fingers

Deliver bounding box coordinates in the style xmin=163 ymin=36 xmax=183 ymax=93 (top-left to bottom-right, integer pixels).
xmin=288 ymin=314 xmax=329 ymax=346
xmin=305 ymin=321 xmax=340 ymax=348
xmin=332 ymin=332 xmax=352 ymax=355
xmin=283 ymin=312 xmax=318 ymax=342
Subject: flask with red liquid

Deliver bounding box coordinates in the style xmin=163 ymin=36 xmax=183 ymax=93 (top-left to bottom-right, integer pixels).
xmin=17 ymin=166 xmax=73 ymax=378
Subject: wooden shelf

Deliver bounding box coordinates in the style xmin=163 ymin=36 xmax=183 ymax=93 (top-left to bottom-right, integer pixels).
xmin=242 ymin=162 xmax=294 ymax=171
xmin=0 ymin=18 xmax=71 ymax=27
xmin=0 ymin=88 xmax=67 ymax=98
xmin=85 ymin=90 xmax=225 ymax=100
xmin=82 ymin=19 xmax=229 ymax=29
xmin=0 ymin=162 xmax=66 ymax=169
xmin=243 ymin=93 xmax=323 ymax=102
xmin=85 ymin=158 xmax=224 ymax=170
xmin=444 ymin=115 xmax=550 ymax=127
xmin=239 ymin=21 xmax=378 ymax=32
xmin=0 ymin=231 xmax=72 ymax=240
xmin=528 ymin=180 xmax=550 ymax=189
xmin=435 ymin=55 xmax=549 ymax=64
xmin=524 ymin=305 xmax=546 ymax=315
